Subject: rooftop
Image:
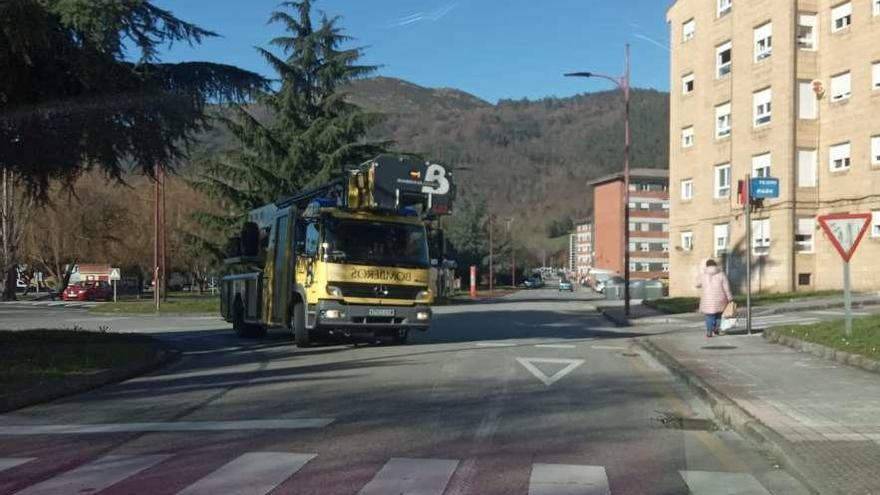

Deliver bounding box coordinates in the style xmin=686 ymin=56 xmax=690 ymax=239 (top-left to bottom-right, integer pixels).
xmin=587 ymin=168 xmax=669 ymax=187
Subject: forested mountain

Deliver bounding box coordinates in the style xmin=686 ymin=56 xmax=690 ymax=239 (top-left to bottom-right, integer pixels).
xmin=197 ymin=76 xmax=669 ymax=261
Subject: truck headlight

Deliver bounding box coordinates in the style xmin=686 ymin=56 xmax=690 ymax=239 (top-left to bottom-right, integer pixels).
xmin=416 ymin=311 xmax=431 ymax=321
xmin=321 ymin=309 xmax=345 ymax=319
xmin=326 ymin=285 xmax=343 ymax=297
xmin=416 ymin=290 xmax=431 ymax=301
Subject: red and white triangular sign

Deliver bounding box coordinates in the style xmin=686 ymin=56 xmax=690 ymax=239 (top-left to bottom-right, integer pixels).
xmin=818 ymin=213 xmax=871 ymax=262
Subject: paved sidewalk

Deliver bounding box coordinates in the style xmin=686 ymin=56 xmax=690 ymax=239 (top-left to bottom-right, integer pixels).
xmin=641 ymin=330 xmax=880 ymax=495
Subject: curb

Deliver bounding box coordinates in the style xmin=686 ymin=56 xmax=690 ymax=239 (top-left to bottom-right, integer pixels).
xmin=764 ymin=328 xmax=880 ymax=374
xmin=754 ymin=299 xmax=880 ymax=316
xmin=637 ymin=338 xmax=830 ymax=495
xmin=596 ymin=307 xmax=629 ymax=327
xmin=0 ymin=345 xmax=181 ymax=414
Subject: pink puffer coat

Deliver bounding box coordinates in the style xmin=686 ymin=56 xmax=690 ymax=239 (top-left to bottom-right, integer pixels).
xmin=696 ymin=266 xmax=733 ymax=315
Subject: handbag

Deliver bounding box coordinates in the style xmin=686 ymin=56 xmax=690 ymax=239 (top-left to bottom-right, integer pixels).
xmin=720 ymin=301 xmax=738 ymax=332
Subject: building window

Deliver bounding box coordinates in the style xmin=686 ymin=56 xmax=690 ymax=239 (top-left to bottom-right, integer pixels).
xmin=628 ymin=201 xmax=637 ymax=209
xmin=681 ymin=179 xmax=694 ymax=200
xmin=831 ymin=72 xmax=851 ymax=102
xmin=662 ymin=203 xmax=670 ymax=210
xmin=830 ymin=142 xmax=851 ymax=171
xmin=640 ymin=223 xmax=650 ymax=232
xmin=716 ymin=41 xmax=732 ymax=78
xmin=796 ymin=217 xmax=815 ymax=253
xmin=662 ymin=263 xmax=670 ymax=273
xmin=797 ymin=13 xmax=817 ymax=50
xmin=873 ymin=62 xmax=880 ymax=90
xmin=872 ymin=136 xmax=880 ymax=165
xmin=752 ymin=218 xmax=771 ymax=256
xmin=640 ymin=202 xmax=650 ymax=210
xmin=640 ymin=263 xmax=651 ymax=272
xmin=714 ymin=224 xmax=729 ymax=257
xmin=640 ymin=242 xmax=650 ymax=252
xmin=661 ymin=223 xmax=669 ymax=233
xmin=662 ymin=242 xmax=669 ymax=252
xmin=875 ymin=0 xmax=880 ymax=16
xmin=754 ymin=22 xmax=772 ymax=61
xmin=715 ymin=163 xmax=731 ymax=198
xmin=681 ymin=231 xmax=693 ymax=251
xmin=629 ymin=262 xmax=637 ymax=272
xmin=798 ymin=273 xmax=812 ymax=286
xmin=629 ymin=242 xmax=637 ymax=252
xmin=752 ymin=152 xmax=771 ymax=178
xmin=683 ymin=19 xmax=696 ymax=42
xmin=798 ymin=149 xmax=817 ymax=187
xmin=798 ymin=81 xmax=817 ymax=119
xmin=831 ymin=2 xmax=852 ymax=32
xmin=682 ymin=126 xmax=695 ymax=148
xmin=715 ymin=102 xmax=732 ymax=138
xmin=718 ymin=0 xmax=732 ymax=17
xmin=629 ymin=222 xmax=636 ymax=231
xmin=754 ymin=88 xmax=772 ymax=127
xmin=872 ymin=211 xmax=880 ymax=237
xmin=682 ymin=73 xmax=695 ymax=95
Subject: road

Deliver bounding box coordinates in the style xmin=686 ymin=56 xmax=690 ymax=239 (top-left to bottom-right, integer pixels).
xmin=0 ymin=288 xmax=812 ymax=494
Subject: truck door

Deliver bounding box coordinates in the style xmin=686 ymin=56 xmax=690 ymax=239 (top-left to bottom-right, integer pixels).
xmin=272 ymin=210 xmax=291 ymax=323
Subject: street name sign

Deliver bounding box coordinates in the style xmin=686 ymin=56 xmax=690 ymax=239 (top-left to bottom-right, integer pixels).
xmin=750 ymin=177 xmax=779 ymax=199
xmin=818 ymin=213 xmax=871 ymax=262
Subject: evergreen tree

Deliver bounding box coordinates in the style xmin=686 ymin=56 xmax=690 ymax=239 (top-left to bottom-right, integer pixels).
xmin=189 ymin=0 xmax=389 ymax=255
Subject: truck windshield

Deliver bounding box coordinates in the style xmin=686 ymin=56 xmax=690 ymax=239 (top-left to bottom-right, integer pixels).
xmin=324 ymin=219 xmax=429 ymax=269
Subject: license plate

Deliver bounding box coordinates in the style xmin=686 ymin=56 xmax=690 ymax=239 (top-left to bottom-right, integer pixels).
xmin=368 ymin=308 xmax=395 ymax=317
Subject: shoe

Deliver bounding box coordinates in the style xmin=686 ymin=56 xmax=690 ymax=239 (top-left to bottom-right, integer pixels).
xmin=713 ymin=330 xmax=720 ymax=336
xmin=706 ymin=333 xmax=713 ymax=338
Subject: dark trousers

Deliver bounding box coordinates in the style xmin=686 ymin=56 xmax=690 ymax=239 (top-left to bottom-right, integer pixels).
xmin=704 ymin=313 xmax=722 ymax=334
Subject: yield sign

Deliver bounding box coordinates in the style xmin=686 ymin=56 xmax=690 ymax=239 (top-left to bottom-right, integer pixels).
xmin=516 ymin=357 xmax=584 ymax=386
xmin=818 ymin=213 xmax=871 ymax=262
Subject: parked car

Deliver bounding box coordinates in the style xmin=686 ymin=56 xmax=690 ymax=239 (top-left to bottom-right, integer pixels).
xmin=62 ymin=281 xmax=113 ymax=301
xmin=558 ymin=279 xmax=574 ymax=292
xmin=523 ymin=277 xmax=545 ymax=289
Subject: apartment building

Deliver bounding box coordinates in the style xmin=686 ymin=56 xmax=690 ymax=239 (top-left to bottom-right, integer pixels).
xmin=568 ymin=233 xmax=578 ymax=272
xmin=668 ymin=0 xmax=880 ymax=296
xmin=574 ymin=220 xmax=594 ymax=274
xmin=588 ymin=169 xmax=670 ymax=279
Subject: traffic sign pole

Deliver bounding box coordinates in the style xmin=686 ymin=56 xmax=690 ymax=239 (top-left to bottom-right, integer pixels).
xmin=745 ymin=174 xmax=752 ymax=335
xmin=817 ymin=213 xmax=872 ymax=338
xmin=843 ymin=261 xmax=852 ymax=336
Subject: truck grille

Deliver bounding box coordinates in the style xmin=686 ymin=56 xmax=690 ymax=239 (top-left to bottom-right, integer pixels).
xmin=335 ymin=282 xmax=423 ymax=300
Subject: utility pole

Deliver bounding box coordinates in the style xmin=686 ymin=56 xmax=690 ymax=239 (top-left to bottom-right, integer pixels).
xmin=506 ymin=218 xmax=515 ymax=288
xmin=488 ymin=214 xmax=494 ymax=292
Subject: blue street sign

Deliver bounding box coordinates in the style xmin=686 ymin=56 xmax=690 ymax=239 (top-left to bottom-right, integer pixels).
xmin=750 ymin=177 xmax=779 ymax=199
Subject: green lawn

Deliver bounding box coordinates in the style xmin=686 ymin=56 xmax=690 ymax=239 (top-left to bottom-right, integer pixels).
xmin=645 ymin=290 xmax=845 ymax=314
xmin=772 ymin=315 xmax=880 ymax=361
xmin=91 ymin=294 xmax=220 ymax=314
xmin=0 ymin=330 xmax=164 ymax=397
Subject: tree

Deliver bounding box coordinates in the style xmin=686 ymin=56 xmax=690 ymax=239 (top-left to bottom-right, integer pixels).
xmin=445 ymin=194 xmax=488 ymax=279
xmin=189 ymin=0 xmax=389 ymax=252
xmin=0 ymin=0 xmax=267 ymax=299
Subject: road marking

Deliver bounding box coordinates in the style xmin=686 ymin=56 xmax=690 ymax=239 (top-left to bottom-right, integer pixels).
xmin=590 ymin=345 xmax=626 ymax=351
xmin=475 ymin=342 xmax=516 ymax=347
xmin=0 ymin=419 xmax=333 ymax=435
xmin=177 ymin=452 xmax=315 ymax=495
xmin=679 ymin=470 xmax=771 ymax=495
xmin=534 ymin=344 xmax=576 ymax=349
xmin=516 ymin=358 xmax=585 ymax=386
xmin=357 ymin=457 xmax=458 ymax=495
xmin=528 ymin=463 xmax=611 ymax=495
xmin=14 ymin=454 xmax=169 ymax=495
xmin=0 ymin=458 xmax=33 ymax=473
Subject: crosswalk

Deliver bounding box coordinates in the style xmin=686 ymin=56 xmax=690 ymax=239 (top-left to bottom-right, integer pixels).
xmin=0 ymin=453 xmax=776 ymax=495
xmin=0 ymin=300 xmax=97 ymax=309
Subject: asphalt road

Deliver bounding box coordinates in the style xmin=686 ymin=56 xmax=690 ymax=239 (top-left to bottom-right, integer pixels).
xmin=0 ymin=289 xmax=811 ymax=495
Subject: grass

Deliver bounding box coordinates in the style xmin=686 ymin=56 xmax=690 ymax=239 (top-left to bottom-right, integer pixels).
xmin=773 ymin=315 xmax=880 ymax=361
xmin=645 ymin=290 xmax=845 ymax=314
xmin=0 ymin=329 xmax=164 ymax=397
xmin=91 ymin=294 xmax=220 ymax=314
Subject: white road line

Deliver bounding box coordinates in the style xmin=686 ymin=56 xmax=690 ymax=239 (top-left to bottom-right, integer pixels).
xmin=516 ymin=358 xmax=585 ymax=387
xmin=475 ymin=342 xmax=517 ymax=347
xmin=0 ymin=419 xmax=333 ymax=435
xmin=357 ymin=458 xmax=458 ymax=495
xmin=528 ymin=463 xmax=611 ymax=495
xmin=177 ymin=452 xmax=315 ymax=495
xmin=0 ymin=458 xmax=33 ymax=473
xmin=534 ymin=344 xmax=576 ymax=349
xmin=14 ymin=454 xmax=169 ymax=495
xmin=590 ymin=345 xmax=626 ymax=351
xmin=679 ymin=470 xmax=771 ymax=495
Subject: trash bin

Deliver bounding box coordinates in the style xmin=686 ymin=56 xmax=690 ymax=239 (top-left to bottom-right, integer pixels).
xmin=603 ymin=277 xmax=625 ymax=300
xmin=642 ymin=279 xmax=666 ymax=299
xmin=629 ymin=280 xmax=646 ymax=300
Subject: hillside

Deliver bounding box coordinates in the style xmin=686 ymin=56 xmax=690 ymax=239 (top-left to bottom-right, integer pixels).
xmin=345 ymin=77 xmax=669 ymax=258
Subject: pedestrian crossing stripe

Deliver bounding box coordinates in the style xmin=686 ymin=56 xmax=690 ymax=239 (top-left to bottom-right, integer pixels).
xmin=0 ymin=454 xmax=782 ymax=495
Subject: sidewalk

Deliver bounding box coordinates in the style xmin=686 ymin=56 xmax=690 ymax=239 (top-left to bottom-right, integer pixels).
xmin=640 ymin=330 xmax=880 ymax=495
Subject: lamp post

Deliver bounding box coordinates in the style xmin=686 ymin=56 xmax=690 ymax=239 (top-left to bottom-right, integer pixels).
xmin=565 ymin=44 xmax=631 ymax=316
xmin=506 ymin=218 xmax=515 ymax=288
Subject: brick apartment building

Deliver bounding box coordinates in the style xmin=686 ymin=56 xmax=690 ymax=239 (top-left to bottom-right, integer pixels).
xmin=667 ymin=0 xmax=880 ymax=296
xmin=574 ymin=220 xmax=593 ymax=274
xmin=588 ymin=169 xmax=670 ymax=279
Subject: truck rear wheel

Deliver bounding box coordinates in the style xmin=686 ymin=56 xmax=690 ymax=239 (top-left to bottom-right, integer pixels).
xmin=293 ymin=301 xmax=310 ymax=347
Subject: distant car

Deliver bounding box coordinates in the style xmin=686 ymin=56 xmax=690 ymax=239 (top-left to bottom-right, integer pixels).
xmin=523 ymin=277 xmax=545 ymax=289
xmin=62 ymin=281 xmax=112 ymax=301
xmin=558 ymin=279 xmax=574 ymax=292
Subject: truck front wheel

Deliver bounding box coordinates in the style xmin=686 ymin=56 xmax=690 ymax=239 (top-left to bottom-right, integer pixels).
xmin=293 ymin=301 xmax=310 ymax=348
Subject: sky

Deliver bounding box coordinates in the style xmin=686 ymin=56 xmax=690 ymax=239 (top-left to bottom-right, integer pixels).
xmin=153 ymin=0 xmax=671 ymax=103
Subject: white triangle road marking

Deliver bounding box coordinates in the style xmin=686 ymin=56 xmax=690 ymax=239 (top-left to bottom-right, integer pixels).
xmin=516 ymin=357 xmax=585 ymax=386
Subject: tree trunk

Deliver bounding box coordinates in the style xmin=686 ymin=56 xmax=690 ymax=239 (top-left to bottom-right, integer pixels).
xmin=1 ymin=167 xmax=17 ymax=301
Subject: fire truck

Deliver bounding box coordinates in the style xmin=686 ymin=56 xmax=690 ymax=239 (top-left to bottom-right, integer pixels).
xmin=220 ymin=155 xmax=454 ymax=346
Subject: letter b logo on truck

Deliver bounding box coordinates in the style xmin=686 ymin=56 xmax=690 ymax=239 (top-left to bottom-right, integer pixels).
xmin=422 ymin=164 xmax=450 ymax=195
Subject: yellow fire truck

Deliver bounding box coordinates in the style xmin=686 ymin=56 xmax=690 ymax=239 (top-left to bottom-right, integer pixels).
xmin=220 ymin=155 xmax=454 ymax=346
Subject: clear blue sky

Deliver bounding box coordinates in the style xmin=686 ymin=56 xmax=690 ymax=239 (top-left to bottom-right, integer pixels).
xmin=154 ymin=0 xmax=671 ymax=103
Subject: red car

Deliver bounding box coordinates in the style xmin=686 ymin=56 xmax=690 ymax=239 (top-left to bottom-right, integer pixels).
xmin=62 ymin=281 xmax=113 ymax=301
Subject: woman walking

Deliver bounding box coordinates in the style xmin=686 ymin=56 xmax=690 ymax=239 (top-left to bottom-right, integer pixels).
xmin=696 ymin=259 xmax=733 ymax=337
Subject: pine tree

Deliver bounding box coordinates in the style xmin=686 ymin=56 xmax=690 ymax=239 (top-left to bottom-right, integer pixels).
xmin=189 ymin=0 xmax=389 ymax=256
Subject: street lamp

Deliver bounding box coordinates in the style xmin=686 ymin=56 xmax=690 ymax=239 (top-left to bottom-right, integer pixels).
xmin=565 ymin=44 xmax=631 ymax=316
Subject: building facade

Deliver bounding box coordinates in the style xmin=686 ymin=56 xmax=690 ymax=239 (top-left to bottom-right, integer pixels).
xmin=574 ymin=220 xmax=594 ymax=274
xmin=589 ymin=169 xmax=670 ymax=279
xmin=668 ymin=0 xmax=880 ymax=296
xmin=568 ymin=233 xmax=577 ymax=272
